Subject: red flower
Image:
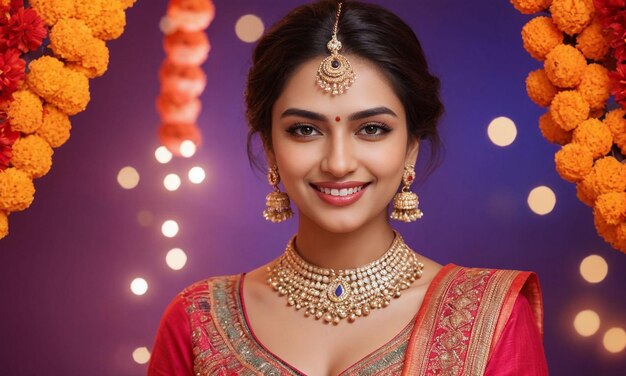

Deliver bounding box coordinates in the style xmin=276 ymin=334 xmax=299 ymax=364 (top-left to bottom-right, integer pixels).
xmin=0 ymin=49 xmax=26 ymax=100
xmin=0 ymin=6 xmax=47 ymax=53
xmin=0 ymin=121 xmax=19 ymax=171
xmin=610 ymin=63 xmax=626 ymax=109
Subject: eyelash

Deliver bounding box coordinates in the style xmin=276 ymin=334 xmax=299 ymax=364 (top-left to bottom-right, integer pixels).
xmin=285 ymin=122 xmax=392 ymax=138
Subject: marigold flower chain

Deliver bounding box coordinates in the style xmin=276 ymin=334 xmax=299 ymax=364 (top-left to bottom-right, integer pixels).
xmin=156 ymin=0 xmax=215 ymax=156
xmin=512 ymin=0 xmax=626 ymax=254
xmin=0 ymin=0 xmax=137 ymax=240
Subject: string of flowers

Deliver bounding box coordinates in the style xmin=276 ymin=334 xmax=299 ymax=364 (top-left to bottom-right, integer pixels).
xmin=511 ymin=0 xmax=626 ymax=254
xmin=0 ymin=0 xmax=137 ymax=240
xmin=156 ymin=0 xmax=215 ymax=156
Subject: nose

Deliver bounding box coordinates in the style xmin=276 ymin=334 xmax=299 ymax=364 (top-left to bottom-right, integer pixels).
xmin=320 ymin=132 xmax=358 ymax=178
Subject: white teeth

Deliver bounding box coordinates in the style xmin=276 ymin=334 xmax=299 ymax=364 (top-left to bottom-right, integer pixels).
xmin=317 ymin=185 xmax=364 ymax=196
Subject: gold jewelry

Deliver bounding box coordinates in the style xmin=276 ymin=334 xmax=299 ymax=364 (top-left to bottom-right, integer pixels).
xmin=267 ymin=231 xmax=424 ymax=325
xmin=316 ymin=2 xmax=355 ymax=96
xmin=391 ymin=164 xmax=423 ymax=222
xmin=263 ymin=165 xmax=293 ymax=223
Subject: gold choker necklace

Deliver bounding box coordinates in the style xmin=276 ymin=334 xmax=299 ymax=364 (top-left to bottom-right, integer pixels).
xmin=267 ymin=232 xmax=424 ymax=325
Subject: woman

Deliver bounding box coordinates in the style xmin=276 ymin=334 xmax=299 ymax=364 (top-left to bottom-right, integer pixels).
xmin=148 ymin=1 xmax=548 ymax=375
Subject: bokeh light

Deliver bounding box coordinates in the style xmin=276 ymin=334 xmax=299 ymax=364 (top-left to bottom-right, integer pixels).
xmin=487 ymin=116 xmax=517 ymax=147
xmin=130 ymin=278 xmax=148 ymax=296
xmin=573 ymin=310 xmax=601 ymax=337
xmin=132 ymin=347 xmax=151 ymax=364
xmin=527 ymin=186 xmax=556 ymax=215
xmin=161 ymin=220 xmax=179 ymax=238
xmin=188 ymin=166 xmax=206 ymax=184
xmin=155 ymin=146 xmax=173 ymax=164
xmin=603 ymin=327 xmax=626 ymax=353
xmin=166 ymin=248 xmax=188 ymax=271
xmin=117 ymin=166 xmax=140 ymax=190
xmin=235 ymin=14 xmax=264 ymax=43
xmin=580 ymin=255 xmax=608 ymax=284
xmin=137 ymin=210 xmax=154 ymax=227
xmin=163 ymin=173 xmax=182 ymax=191
xmin=179 ymin=140 xmax=197 ymax=158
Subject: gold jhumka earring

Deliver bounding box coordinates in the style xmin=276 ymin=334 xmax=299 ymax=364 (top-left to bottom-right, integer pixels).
xmin=316 ymin=2 xmax=355 ymax=96
xmin=263 ymin=165 xmax=293 ymax=223
xmin=390 ymin=164 xmax=423 ymax=222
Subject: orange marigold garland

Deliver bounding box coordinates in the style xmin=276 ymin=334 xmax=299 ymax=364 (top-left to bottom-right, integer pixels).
xmin=157 ymin=0 xmax=215 ymax=156
xmin=512 ymin=0 xmax=626 ymax=254
xmin=0 ymin=0 xmax=137 ymax=240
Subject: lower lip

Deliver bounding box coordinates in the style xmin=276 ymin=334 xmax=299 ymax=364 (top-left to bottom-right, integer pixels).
xmin=312 ymin=185 xmax=368 ymax=207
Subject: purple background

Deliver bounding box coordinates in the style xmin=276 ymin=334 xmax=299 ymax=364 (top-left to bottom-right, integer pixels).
xmin=1 ymin=0 xmax=626 ymax=375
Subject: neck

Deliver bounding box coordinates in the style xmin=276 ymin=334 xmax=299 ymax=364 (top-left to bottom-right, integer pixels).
xmin=293 ymin=212 xmax=396 ymax=270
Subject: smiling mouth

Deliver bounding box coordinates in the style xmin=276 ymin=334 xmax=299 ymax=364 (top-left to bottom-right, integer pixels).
xmin=310 ymin=182 xmax=371 ymax=196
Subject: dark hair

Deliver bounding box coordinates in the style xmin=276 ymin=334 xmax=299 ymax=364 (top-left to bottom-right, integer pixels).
xmin=245 ymin=0 xmax=444 ymax=176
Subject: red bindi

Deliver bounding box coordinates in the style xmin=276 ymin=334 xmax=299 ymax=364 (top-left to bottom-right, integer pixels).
xmin=335 ymin=116 xmax=341 ymax=122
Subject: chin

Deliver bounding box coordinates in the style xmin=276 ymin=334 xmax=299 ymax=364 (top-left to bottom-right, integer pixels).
xmin=299 ymin=208 xmax=383 ymax=235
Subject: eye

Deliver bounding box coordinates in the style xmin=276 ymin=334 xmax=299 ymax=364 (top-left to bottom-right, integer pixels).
xmin=358 ymin=123 xmax=392 ymax=137
xmin=286 ymin=123 xmax=322 ymax=137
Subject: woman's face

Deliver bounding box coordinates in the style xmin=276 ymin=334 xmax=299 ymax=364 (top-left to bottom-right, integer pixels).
xmin=270 ymin=56 xmax=418 ymax=233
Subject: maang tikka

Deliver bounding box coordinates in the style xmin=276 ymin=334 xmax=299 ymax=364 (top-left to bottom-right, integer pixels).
xmin=263 ymin=165 xmax=293 ymax=223
xmin=316 ymin=2 xmax=355 ymax=96
xmin=391 ymin=164 xmax=424 ymax=222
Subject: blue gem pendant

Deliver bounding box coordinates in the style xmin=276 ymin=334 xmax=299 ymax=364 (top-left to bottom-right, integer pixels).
xmin=327 ymin=277 xmax=351 ymax=303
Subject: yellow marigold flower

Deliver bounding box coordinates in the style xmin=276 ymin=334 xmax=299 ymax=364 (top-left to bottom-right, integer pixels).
xmin=554 ymin=143 xmax=593 ymax=182
xmin=78 ymin=38 xmax=110 ymax=78
xmin=49 ymin=18 xmax=93 ymax=63
xmin=604 ymin=108 xmax=626 ymax=154
xmin=0 ymin=211 xmax=7 ymax=240
xmin=37 ymin=105 xmax=72 ymax=148
xmin=0 ymin=168 xmax=35 ymax=212
xmin=594 ymin=210 xmax=618 ymax=243
xmin=550 ymin=0 xmax=595 ymax=36
xmin=539 ymin=111 xmax=572 ymax=144
xmin=576 ymin=18 xmax=610 ymax=60
xmin=544 ymin=44 xmax=586 ymax=88
xmin=75 ymin=0 xmax=126 ymax=41
xmin=7 ymin=90 xmax=43 ymax=134
xmin=11 ymin=135 xmax=54 ymax=179
xmin=594 ymin=192 xmax=626 ymax=226
xmin=614 ymin=224 xmax=626 ymax=254
xmin=521 ymin=16 xmax=563 ymax=61
xmin=28 ymin=0 xmax=76 ymax=26
xmin=511 ymin=0 xmax=552 ymax=14
xmin=526 ymin=69 xmax=558 ymax=107
xmin=119 ymin=0 xmax=137 ymax=10
xmin=577 ymin=179 xmax=595 ymax=206
xmin=572 ymin=118 xmax=612 ymax=158
xmin=578 ymin=63 xmax=611 ymax=111
xmin=26 ymin=56 xmax=65 ymax=99
xmin=550 ymin=90 xmax=590 ymax=131
xmin=54 ymin=69 xmax=91 ymax=116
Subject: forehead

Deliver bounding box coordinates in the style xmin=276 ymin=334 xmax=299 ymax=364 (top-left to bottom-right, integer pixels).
xmin=272 ymin=55 xmax=405 ymax=119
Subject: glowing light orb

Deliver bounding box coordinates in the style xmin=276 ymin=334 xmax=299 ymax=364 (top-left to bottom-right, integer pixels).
xmin=573 ymin=310 xmax=600 ymax=337
xmin=603 ymin=327 xmax=626 ymax=353
xmin=166 ymin=248 xmax=188 ymax=271
xmin=527 ymin=186 xmax=556 ymax=215
xmin=132 ymin=347 xmax=151 ymax=364
xmin=580 ymin=254 xmax=608 ymax=283
xmin=161 ymin=220 xmax=179 ymax=238
xmin=236 ymin=14 xmax=264 ymax=43
xmin=180 ymin=140 xmax=197 ymax=158
xmin=130 ymin=278 xmax=148 ymax=296
xmin=163 ymin=173 xmax=182 ymax=191
xmin=188 ymin=166 xmax=206 ymax=184
xmin=487 ymin=117 xmax=517 ymax=147
xmin=117 ymin=166 xmax=140 ymax=190
xmin=155 ymin=146 xmax=173 ymax=164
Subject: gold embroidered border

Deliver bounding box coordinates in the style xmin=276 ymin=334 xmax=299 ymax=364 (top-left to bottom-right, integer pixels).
xmin=463 ymin=269 xmax=518 ymax=375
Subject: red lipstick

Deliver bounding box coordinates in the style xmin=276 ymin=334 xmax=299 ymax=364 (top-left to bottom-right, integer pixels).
xmin=310 ymin=182 xmax=370 ymax=207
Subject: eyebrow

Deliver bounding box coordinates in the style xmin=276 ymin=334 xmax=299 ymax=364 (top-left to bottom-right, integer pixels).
xmin=280 ymin=106 xmax=397 ymax=122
